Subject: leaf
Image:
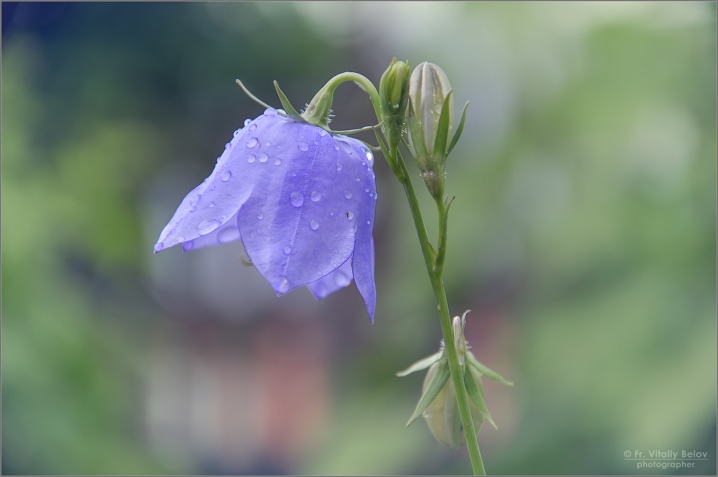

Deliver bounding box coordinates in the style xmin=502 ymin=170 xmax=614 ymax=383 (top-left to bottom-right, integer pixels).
xmin=447 ymin=101 xmax=469 ymax=155
xmin=467 ymin=352 xmax=514 ymax=386
xmin=464 ymin=366 xmax=497 ymax=429
xmin=406 ymin=360 xmax=449 ymax=427
xmin=396 ymin=351 xmax=443 ymax=377
xmin=273 ymin=80 xmax=301 ymax=118
xmin=433 ymin=90 xmax=454 ymax=158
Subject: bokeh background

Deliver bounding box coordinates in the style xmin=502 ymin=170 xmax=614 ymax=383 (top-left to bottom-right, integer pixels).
xmin=2 ymin=2 xmax=716 ymax=475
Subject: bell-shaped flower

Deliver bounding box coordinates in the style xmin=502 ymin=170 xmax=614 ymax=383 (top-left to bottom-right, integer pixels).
xmin=154 ymin=108 xmax=377 ymax=321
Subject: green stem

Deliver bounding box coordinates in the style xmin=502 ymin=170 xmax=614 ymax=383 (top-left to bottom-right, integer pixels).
xmin=394 ymin=153 xmax=486 ymax=475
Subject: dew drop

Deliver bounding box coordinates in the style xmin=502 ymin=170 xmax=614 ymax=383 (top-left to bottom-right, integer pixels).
xmin=309 ymin=219 xmax=320 ymax=231
xmin=258 ymin=153 xmax=268 ymax=163
xmin=218 ymin=227 xmax=240 ymax=243
xmin=344 ymin=191 xmax=352 ymax=199
xmin=247 ymin=154 xmax=256 ymax=163
xmin=283 ymin=245 xmax=292 ymax=255
xmin=225 ymin=142 xmax=231 ymax=150
xmin=220 ymin=170 xmax=232 ymax=182
xmin=244 ymin=119 xmax=251 ymax=126
xmin=274 ymin=158 xmax=282 ymax=166
xmin=290 ymin=191 xmax=304 ymax=207
xmin=298 ymin=140 xmax=309 ymax=152
xmin=366 ymin=220 xmax=371 ymax=225
xmin=233 ymin=129 xmax=241 ymax=137
xmin=319 ymin=129 xmax=327 ymax=137
xmin=264 ymin=108 xmax=277 ymax=116
xmin=257 ymin=212 xmax=264 ymax=219
xmin=334 ymin=145 xmax=339 ymax=151
xmin=310 ymin=191 xmax=321 ymax=202
xmin=183 ymin=240 xmax=194 ymax=251
xmin=189 ymin=195 xmax=201 ymax=207
xmin=266 ymin=141 xmax=271 ymax=146
xmin=198 ymin=219 xmax=221 ymax=236
xmin=366 ymin=150 xmax=374 ymax=165
xmin=248 ymin=123 xmax=258 ymax=131
xmin=334 ymin=271 xmax=350 ymax=287
xmin=209 ymin=202 xmax=215 ymax=208
xmin=346 ymin=210 xmax=354 ymax=220
xmin=189 ymin=206 xmax=197 ymax=212
xmin=246 ymin=137 xmax=258 ymax=148
xmin=355 ymin=177 xmax=360 ymax=182
xmin=336 ymin=162 xmax=343 ymax=171
xmin=369 ymin=192 xmax=375 ymax=198
xmin=365 ymin=188 xmax=369 ymax=193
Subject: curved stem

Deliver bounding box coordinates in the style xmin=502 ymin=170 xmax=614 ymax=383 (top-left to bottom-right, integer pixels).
xmin=394 ymin=152 xmax=486 ymax=475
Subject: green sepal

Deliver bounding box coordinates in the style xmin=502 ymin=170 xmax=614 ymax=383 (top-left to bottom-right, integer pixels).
xmin=406 ymin=360 xmax=449 ymax=427
xmin=467 ymin=352 xmax=514 ymax=386
xmin=406 ymin=102 xmax=428 ymax=165
xmin=396 ymin=351 xmax=443 ymax=377
xmin=447 ymin=101 xmax=469 ymax=155
xmin=433 ymin=90 xmax=454 ymax=159
xmin=273 ymin=80 xmax=302 ymax=118
xmin=464 ymin=366 xmax=497 ymax=429
xmin=446 ymin=383 xmax=463 ymax=449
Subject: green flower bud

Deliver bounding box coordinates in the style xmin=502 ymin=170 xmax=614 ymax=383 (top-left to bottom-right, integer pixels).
xmin=405 ymin=62 xmax=469 ymax=199
xmin=398 ymin=311 xmax=512 ymax=449
xmin=379 ymin=58 xmax=411 ymax=155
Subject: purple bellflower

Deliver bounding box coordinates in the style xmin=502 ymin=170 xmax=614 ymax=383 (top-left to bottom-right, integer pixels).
xmin=154 ymin=108 xmax=377 ymax=321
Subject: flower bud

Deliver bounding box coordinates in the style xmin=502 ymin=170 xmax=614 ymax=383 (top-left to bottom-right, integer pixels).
xmin=405 ymin=62 xmax=456 ymax=198
xmin=379 ymin=58 xmax=410 ymax=155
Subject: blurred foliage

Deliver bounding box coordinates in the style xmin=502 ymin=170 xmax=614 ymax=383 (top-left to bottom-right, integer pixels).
xmin=2 ymin=2 xmax=715 ymax=475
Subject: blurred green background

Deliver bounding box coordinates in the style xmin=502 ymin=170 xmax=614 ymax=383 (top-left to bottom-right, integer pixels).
xmin=2 ymin=2 xmax=715 ymax=475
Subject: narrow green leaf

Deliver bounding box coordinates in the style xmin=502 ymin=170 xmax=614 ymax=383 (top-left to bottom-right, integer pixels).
xmin=464 ymin=366 xmax=497 ymax=429
xmin=467 ymin=353 xmax=514 ymax=386
xmin=396 ymin=351 xmax=443 ymax=377
xmin=273 ymin=80 xmax=301 ymax=118
xmin=406 ymin=361 xmax=449 ymax=427
xmin=447 ymin=101 xmax=469 ymax=155
xmin=433 ymin=90 xmax=453 ymax=158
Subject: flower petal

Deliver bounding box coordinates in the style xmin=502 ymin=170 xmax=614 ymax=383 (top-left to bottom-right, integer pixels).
xmin=334 ymin=135 xmax=377 ymax=321
xmin=154 ymin=113 xmax=277 ymax=253
xmin=306 ymin=257 xmax=353 ymax=300
xmin=237 ymin=120 xmax=370 ymax=295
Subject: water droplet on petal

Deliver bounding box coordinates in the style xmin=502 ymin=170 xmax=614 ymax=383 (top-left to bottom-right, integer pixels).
xmin=233 ymin=129 xmax=241 ymax=137
xmin=248 ymin=123 xmax=258 ymax=131
xmin=346 ymin=211 xmax=353 ymax=220
xmin=246 ymin=137 xmax=258 ymax=148
xmin=266 ymin=141 xmax=271 ymax=146
xmin=298 ymin=140 xmax=309 ymax=152
xmin=247 ymin=154 xmax=256 ymax=163
xmin=274 ymin=158 xmax=282 ymax=166
xmin=344 ymin=191 xmax=352 ymax=199
xmin=258 ymin=153 xmax=268 ymax=163
xmin=366 ymin=150 xmax=374 ymax=165
xmin=309 ymin=219 xmax=320 ymax=230
xmin=264 ymin=108 xmax=277 ymax=116
xmin=189 ymin=206 xmax=197 ymax=212
xmin=334 ymin=271 xmax=350 ymax=287
xmin=319 ymin=129 xmax=327 ymax=137
xmin=310 ymin=191 xmax=321 ymax=202
xmin=365 ymin=188 xmax=369 ymax=193
xmin=369 ymin=192 xmax=374 ymax=198
xmin=366 ymin=220 xmax=370 ymax=225
xmin=290 ymin=191 xmax=304 ymax=207
xmin=183 ymin=240 xmax=194 ymax=251
xmin=218 ymin=227 xmax=240 ymax=243
xmin=244 ymin=119 xmax=251 ymax=126
xmin=220 ymin=170 xmax=232 ymax=182
xmin=225 ymin=142 xmax=231 ymax=150
xmin=189 ymin=195 xmax=201 ymax=207
xmin=336 ymin=162 xmax=342 ymax=171
xmin=334 ymin=145 xmax=339 ymax=151
xmin=278 ymin=279 xmax=290 ymax=293
xmin=257 ymin=212 xmax=264 ymax=220
xmin=283 ymin=246 xmax=292 ymax=255
xmin=209 ymin=202 xmax=215 ymax=208
xmin=198 ymin=219 xmax=221 ymax=235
